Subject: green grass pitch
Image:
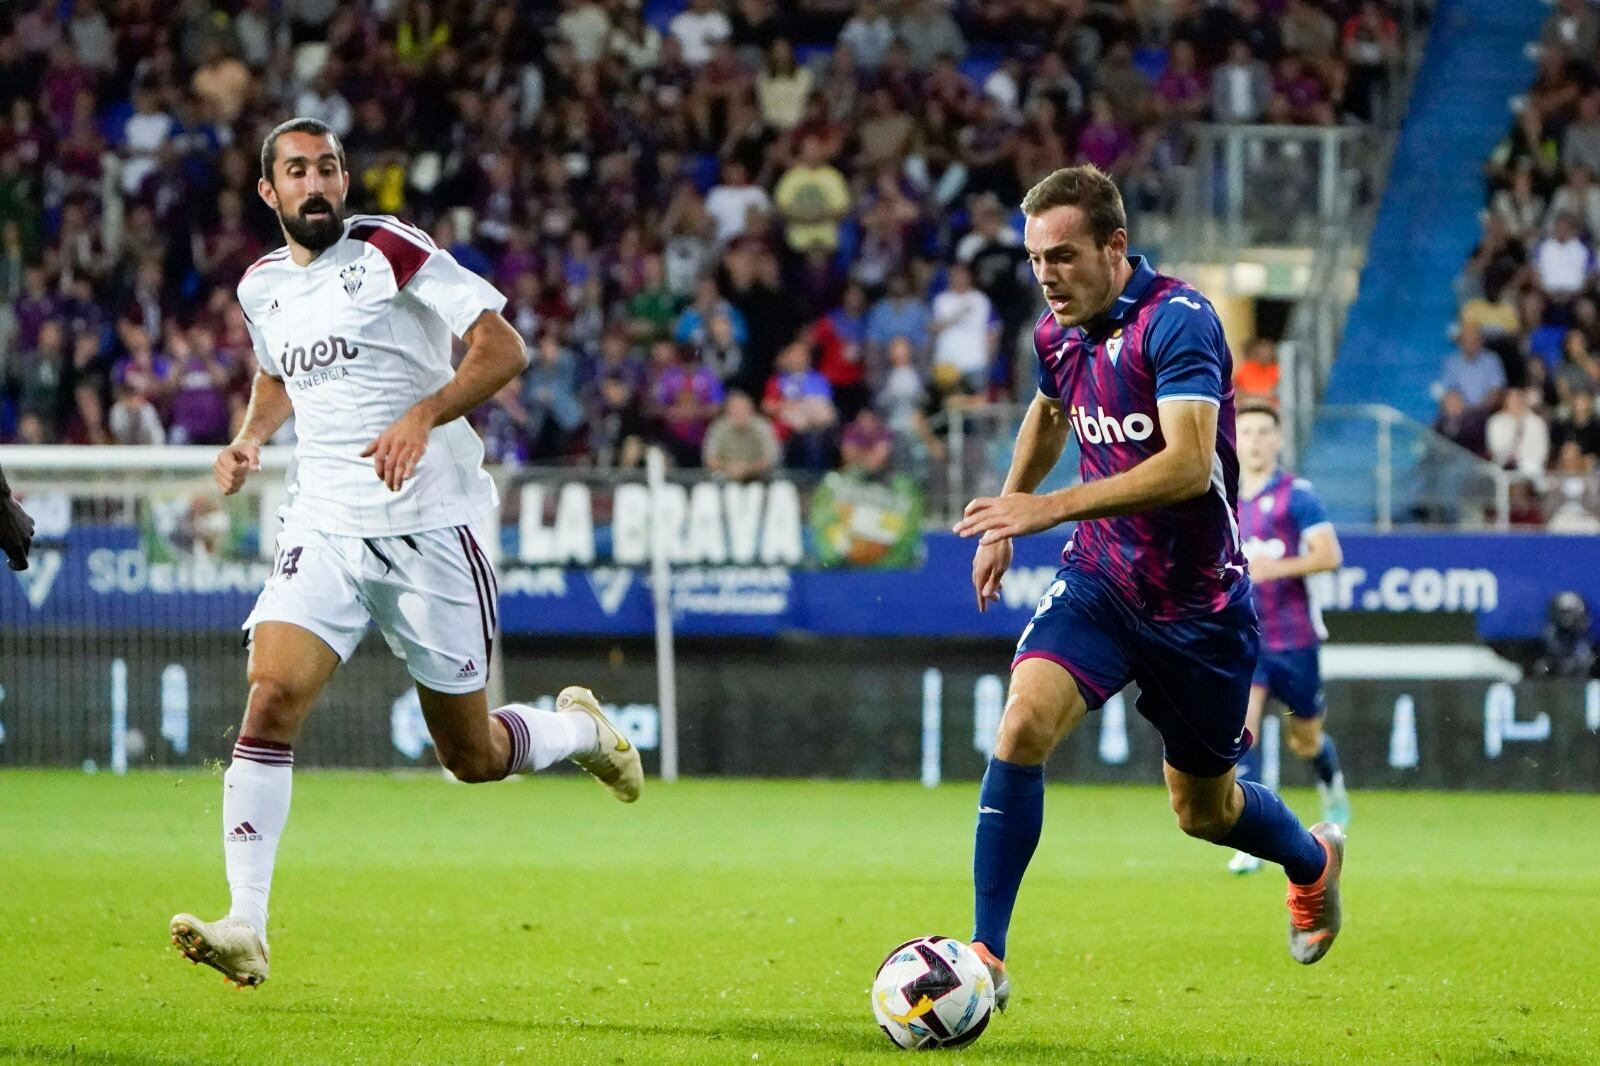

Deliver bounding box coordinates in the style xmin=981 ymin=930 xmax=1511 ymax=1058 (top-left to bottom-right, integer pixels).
xmin=2 ymin=770 xmax=1598 ymax=1064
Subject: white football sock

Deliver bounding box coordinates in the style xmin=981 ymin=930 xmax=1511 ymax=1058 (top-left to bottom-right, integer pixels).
xmin=223 ymin=737 xmax=293 ymax=940
xmin=491 ymin=703 xmax=599 ymax=775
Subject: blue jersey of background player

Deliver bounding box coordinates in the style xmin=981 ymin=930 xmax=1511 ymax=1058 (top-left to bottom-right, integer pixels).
xmin=953 ymin=166 xmax=1345 ymax=1009
xmin=1228 ymin=402 xmax=1349 ymax=874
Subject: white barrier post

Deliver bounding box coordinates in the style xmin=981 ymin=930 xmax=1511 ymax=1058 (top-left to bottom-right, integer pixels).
xmin=646 ymin=448 xmax=679 ymax=782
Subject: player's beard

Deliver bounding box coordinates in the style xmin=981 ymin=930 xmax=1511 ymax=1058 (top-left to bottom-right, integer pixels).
xmin=279 ymin=196 xmax=344 ymax=253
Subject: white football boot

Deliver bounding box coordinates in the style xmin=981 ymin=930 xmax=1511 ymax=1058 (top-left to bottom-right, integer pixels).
xmin=559 ymin=686 xmax=643 ymax=802
xmin=170 ymin=914 xmax=269 ymax=988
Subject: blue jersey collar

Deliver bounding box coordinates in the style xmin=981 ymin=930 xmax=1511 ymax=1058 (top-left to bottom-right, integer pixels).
xmin=1105 ymin=256 xmax=1156 ymax=323
xmin=1243 ymin=467 xmax=1287 ymax=504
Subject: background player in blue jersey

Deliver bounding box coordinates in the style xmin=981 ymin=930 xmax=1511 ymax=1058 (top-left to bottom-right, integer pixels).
xmin=1227 ymin=402 xmax=1349 ymax=875
xmin=953 ymin=166 xmax=1345 ymax=1009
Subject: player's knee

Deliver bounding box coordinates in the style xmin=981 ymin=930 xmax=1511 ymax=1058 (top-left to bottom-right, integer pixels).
xmin=1287 ymin=726 xmax=1322 ymax=759
xmin=438 ymin=743 xmax=504 ymax=784
xmin=994 ymin=697 xmax=1062 ymax=763
xmin=242 ymin=677 xmax=306 ymax=739
xmin=1171 ymin=795 xmax=1232 ymax=842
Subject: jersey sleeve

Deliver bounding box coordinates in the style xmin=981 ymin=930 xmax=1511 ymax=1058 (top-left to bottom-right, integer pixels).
xmin=1032 ymin=312 xmax=1061 ymax=399
xmin=403 ymin=248 xmax=510 ymax=339
xmin=1288 ymin=478 xmax=1333 ymax=535
xmin=1145 ymin=292 xmax=1227 ymax=406
xmin=244 ymin=317 xmax=282 ymax=379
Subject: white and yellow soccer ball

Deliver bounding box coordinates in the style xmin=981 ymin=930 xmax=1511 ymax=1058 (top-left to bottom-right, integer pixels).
xmin=870 ymin=935 xmax=995 ymax=1050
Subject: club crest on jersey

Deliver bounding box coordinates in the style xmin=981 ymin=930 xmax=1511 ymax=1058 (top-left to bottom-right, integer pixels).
xmin=1105 ymin=328 xmax=1124 ymax=365
xmin=1259 ymin=496 xmax=1276 ymax=514
xmin=340 ymin=262 xmax=365 ymax=298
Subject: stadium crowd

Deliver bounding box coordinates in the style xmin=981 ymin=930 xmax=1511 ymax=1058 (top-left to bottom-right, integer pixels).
xmin=1447 ymin=0 xmax=1600 ymax=528
xmin=1 ymin=0 xmax=1395 ymax=480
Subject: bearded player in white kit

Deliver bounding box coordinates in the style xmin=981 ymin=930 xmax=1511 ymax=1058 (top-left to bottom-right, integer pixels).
xmin=169 ymin=118 xmax=642 ymax=989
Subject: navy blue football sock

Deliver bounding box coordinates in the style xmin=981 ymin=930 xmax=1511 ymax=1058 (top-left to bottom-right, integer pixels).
xmin=1234 ymin=735 xmax=1262 ymax=784
xmin=1218 ymin=780 xmax=1327 ymax=885
xmin=1311 ymin=734 xmax=1341 ymax=786
xmin=971 ymin=757 xmax=1045 ymax=960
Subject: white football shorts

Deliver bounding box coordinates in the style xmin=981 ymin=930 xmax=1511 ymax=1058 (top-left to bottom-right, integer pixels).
xmin=242 ymin=517 xmax=498 ymax=694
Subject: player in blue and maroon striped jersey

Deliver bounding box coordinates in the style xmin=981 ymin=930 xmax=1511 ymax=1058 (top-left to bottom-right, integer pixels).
xmin=953 ymin=166 xmax=1346 ymax=1006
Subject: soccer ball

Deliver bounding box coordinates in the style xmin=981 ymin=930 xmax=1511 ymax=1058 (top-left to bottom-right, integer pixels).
xmin=870 ymin=935 xmax=995 ymax=1050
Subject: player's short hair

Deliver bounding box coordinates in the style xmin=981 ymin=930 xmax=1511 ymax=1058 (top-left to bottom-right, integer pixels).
xmin=1020 ymin=165 xmax=1127 ymax=246
xmin=260 ymin=117 xmax=347 ymax=184
xmin=1237 ymin=401 xmax=1281 ymax=425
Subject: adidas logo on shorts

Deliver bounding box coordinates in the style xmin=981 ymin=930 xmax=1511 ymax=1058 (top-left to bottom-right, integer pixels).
xmin=456 ymin=659 xmax=479 ymax=679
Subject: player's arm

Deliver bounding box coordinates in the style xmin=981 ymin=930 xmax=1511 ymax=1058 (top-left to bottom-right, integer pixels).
xmin=216 ymin=371 xmax=292 ymax=495
xmin=1252 ymin=524 xmax=1342 ymax=582
xmin=363 ymin=310 xmax=528 ymax=490
xmin=955 ymin=398 xmax=1216 ymax=541
xmin=0 ymin=461 xmax=37 ymax=571
xmin=969 ymin=389 xmax=1072 ymax=610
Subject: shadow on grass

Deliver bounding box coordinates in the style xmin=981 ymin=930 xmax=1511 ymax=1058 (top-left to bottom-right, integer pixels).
xmin=0 ymin=1046 xmax=207 ymax=1066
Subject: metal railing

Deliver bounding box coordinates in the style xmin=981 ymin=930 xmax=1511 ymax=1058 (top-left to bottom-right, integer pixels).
xmin=929 ymin=401 xmax=1513 ymax=531
xmin=1309 ymin=404 xmax=1511 ymax=530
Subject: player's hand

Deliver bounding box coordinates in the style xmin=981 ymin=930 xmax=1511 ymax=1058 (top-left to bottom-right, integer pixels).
xmin=0 ymin=492 xmax=36 ymax=571
xmin=971 ymin=535 xmax=1013 ymax=613
xmin=1248 ymin=556 xmax=1288 ymax=583
xmin=213 ymin=441 xmax=261 ymax=496
xmin=362 ymin=408 xmax=433 ymax=492
xmin=954 ymin=493 xmax=1060 ymax=543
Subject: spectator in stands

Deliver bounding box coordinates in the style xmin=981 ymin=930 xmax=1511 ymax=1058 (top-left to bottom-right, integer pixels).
xmin=1545 ymin=165 xmax=1600 ymax=238
xmin=763 ymin=339 xmax=836 ymax=469
xmin=774 ymin=134 xmax=851 ymax=254
xmin=592 ymin=329 xmax=649 ymax=469
xmin=840 ymin=407 xmax=894 ymax=478
xmin=670 ymin=0 xmax=733 ymax=67
xmin=930 ymin=263 xmax=996 ymax=393
xmin=1212 ymin=39 xmax=1271 ymax=124
xmin=675 ymin=277 xmax=748 ymax=349
xmin=840 ymin=0 xmax=894 ymax=71
xmin=693 ymin=311 xmax=748 ymax=387
xmin=1564 ymin=92 xmax=1600 ymax=177
xmin=1438 ymin=320 xmax=1506 ymax=414
xmin=652 ymin=340 xmax=724 ymax=467
xmin=896 ymin=0 xmax=966 ymax=70
xmin=756 ymin=39 xmax=811 ymax=131
xmin=808 ymin=281 xmax=869 ymax=419
xmin=703 ymin=390 xmax=780 ymax=481
xmin=1546 ymin=442 xmax=1600 ymax=531
xmin=1551 ymin=388 xmax=1600 ymax=459
xmin=1534 ymin=213 xmax=1593 ymax=302
xmin=866 ymin=271 xmax=932 ymax=371
xmin=1234 ymin=337 xmax=1282 ymax=402
xmin=522 ymin=330 xmax=586 ymax=460
xmin=1486 ymin=387 xmax=1551 ymax=478
xmin=1556 ymin=329 xmax=1600 ymax=401
xmin=705 ymin=159 xmax=771 ymax=248
xmin=1435 ymin=388 xmax=1488 ymax=458
xmin=166 ymin=325 xmax=233 ymax=446
xmin=1282 ymin=0 xmax=1340 ymax=63
xmin=1543 ymin=0 xmax=1599 ymax=61
xmin=1341 ymin=0 xmax=1398 ymax=123
xmin=14 ymin=319 xmax=66 ymax=443
xmin=108 ymin=377 xmax=165 ymax=445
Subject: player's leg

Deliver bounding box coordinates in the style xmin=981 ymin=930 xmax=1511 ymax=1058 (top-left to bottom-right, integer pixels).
xmin=416 ymin=683 xmax=640 ymax=799
xmin=972 ymin=573 xmax=1133 ymax=1007
xmin=379 ymin=525 xmax=641 ymax=799
xmin=172 ymin=620 xmax=343 ymax=987
xmin=1227 ymin=681 xmax=1270 ymax=873
xmin=1135 ymin=596 xmax=1345 ymax=963
xmin=1280 ymin=648 xmax=1349 ymax=828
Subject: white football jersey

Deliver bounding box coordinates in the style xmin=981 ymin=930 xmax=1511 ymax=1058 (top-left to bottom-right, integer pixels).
xmin=238 ymin=214 xmax=506 ymax=538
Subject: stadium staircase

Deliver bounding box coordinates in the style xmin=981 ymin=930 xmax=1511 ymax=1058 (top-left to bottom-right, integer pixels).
xmin=1303 ymin=0 xmax=1546 ymax=524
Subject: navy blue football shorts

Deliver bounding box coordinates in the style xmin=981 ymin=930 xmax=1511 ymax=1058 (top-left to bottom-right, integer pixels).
xmin=1251 ymin=646 xmax=1325 ymax=719
xmin=1012 ymin=567 xmax=1260 ymax=777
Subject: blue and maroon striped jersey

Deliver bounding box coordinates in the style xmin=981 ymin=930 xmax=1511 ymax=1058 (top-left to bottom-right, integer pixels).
xmin=1033 ymin=256 xmax=1248 ymax=621
xmin=1240 ymin=469 xmax=1332 ymax=651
